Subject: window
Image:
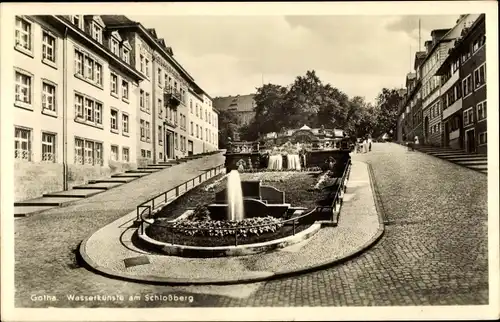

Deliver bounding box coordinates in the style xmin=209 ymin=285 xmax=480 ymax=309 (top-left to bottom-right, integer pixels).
xmin=140 ymin=119 xmax=145 ymax=140
xmin=122 ymin=48 xmax=130 ymax=64
xmin=190 ymin=100 xmax=193 ymax=113
xmin=75 ymin=50 xmax=84 ymax=75
xmin=474 ymin=64 xmax=486 ymax=89
xmin=15 ymin=71 xmax=32 ymax=106
xmin=140 ymin=55 xmax=144 ymax=73
xmin=158 ymin=99 xmax=163 ymax=117
xmin=41 ymin=132 xmax=56 ymax=162
xmin=196 ymin=104 xmax=199 ymax=116
xmin=462 ymin=75 xmax=472 ymax=97
xmin=111 ymin=73 xmax=118 ymax=96
xmin=146 ymin=150 xmax=151 ymax=159
xmin=75 ymin=93 xmax=103 ymax=126
xmin=111 ymin=39 xmax=119 ymax=55
xmin=463 ymin=107 xmax=474 ymax=126
xmin=158 ymin=126 xmax=163 ymax=145
xmin=14 ymin=127 xmax=31 ymax=161
xmin=146 ymin=93 xmax=150 ymax=112
xmin=92 ymin=23 xmax=102 ymax=43
xmin=477 ymin=101 xmax=487 ymax=121
xmin=196 ymin=124 xmax=199 ymax=138
xmin=76 ymin=139 xmax=103 ymax=166
xmin=74 ymin=94 xmax=84 ymax=118
xmin=15 ymin=17 xmax=32 ymax=52
xmin=122 ymin=113 xmax=129 ymax=134
xmin=110 ymin=145 xmax=119 ymax=161
xmin=122 ymin=147 xmax=130 ymax=162
xmin=140 ymin=90 xmax=144 ymax=108
xmin=145 ymin=121 xmax=150 ymax=140
xmin=158 ymin=68 xmax=162 ymax=85
xmin=479 ymin=132 xmax=487 ymax=145
xmin=206 ymin=128 xmax=208 ymax=141
xmin=75 ymin=49 xmax=103 ymax=87
xmin=175 ymin=133 xmax=178 ymax=149
xmin=42 ymin=82 xmax=56 ymax=113
xmin=141 ymin=149 xmax=146 ymax=158
xmin=190 ymin=121 xmax=194 ymax=135
xmin=122 ymin=80 xmax=129 ymax=100
xmin=110 ymin=109 xmax=118 ymax=131
xmin=95 ymin=63 xmax=102 ymax=86
xmin=205 ymin=110 xmax=207 ymax=122
xmin=42 ymin=31 xmax=56 ymax=63
xmin=145 ymin=59 xmax=149 ymax=77
xmin=72 ymin=15 xmax=82 ymax=29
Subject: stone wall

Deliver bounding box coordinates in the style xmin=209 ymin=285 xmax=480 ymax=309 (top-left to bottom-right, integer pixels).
xmin=14 ymin=161 xmax=64 ymax=202
xmin=67 ymin=161 xmax=137 ymax=189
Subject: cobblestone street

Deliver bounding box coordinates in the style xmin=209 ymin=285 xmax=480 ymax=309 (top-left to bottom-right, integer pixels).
xmin=14 ymin=143 xmax=488 ymax=307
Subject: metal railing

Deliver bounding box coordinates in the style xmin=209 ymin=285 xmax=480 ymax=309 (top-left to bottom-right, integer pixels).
xmin=138 ymin=157 xmax=353 ymax=247
xmin=137 ymin=163 xmax=225 ymax=226
xmin=315 ymin=158 xmax=352 ymax=220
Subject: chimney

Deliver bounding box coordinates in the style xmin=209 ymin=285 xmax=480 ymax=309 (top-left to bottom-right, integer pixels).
xmin=425 ymin=40 xmax=433 ymax=53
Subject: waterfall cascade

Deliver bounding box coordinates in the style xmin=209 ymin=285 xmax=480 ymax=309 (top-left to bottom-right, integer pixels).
xmin=267 ymin=155 xmax=283 ymax=170
xmin=226 ymin=170 xmax=245 ymax=221
xmin=286 ymin=154 xmax=301 ymax=170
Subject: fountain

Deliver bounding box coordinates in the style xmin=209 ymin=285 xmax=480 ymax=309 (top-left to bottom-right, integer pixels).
xmin=268 ymin=154 xmax=283 ymax=170
xmin=286 ymin=154 xmax=301 ymax=170
xmin=226 ymin=170 xmax=245 ymax=221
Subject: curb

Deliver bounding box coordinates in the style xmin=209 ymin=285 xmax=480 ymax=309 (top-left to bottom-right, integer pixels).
xmin=79 ymin=161 xmax=386 ymax=285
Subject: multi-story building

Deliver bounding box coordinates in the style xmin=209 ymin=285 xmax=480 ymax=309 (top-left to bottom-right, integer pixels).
xmin=213 ymin=94 xmax=256 ymax=126
xmin=187 ymin=89 xmax=219 ymax=155
xmin=419 ymin=14 xmax=481 ymax=146
xmin=101 ymin=15 xmax=218 ymax=163
xmin=13 ymin=15 xmax=218 ymax=202
xmin=13 ymin=15 xmax=144 ymax=201
xmin=436 ymin=14 xmax=486 ymax=154
xmin=408 ymin=51 xmax=426 ymax=141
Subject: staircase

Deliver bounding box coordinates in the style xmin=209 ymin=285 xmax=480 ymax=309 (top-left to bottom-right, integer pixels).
xmin=14 ymin=151 xmax=222 ymax=217
xmin=414 ymin=145 xmax=487 ymax=175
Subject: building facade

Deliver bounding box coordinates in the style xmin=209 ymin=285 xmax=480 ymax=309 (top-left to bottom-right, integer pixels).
xmin=14 ymin=15 xmax=144 ymax=201
xmin=101 ymin=15 xmax=218 ymax=163
xmin=419 ymin=14 xmax=481 ymax=146
xmin=13 ymin=15 xmax=218 ymax=202
xmin=213 ymin=94 xmax=256 ymax=126
xmin=437 ymin=14 xmax=486 ymax=154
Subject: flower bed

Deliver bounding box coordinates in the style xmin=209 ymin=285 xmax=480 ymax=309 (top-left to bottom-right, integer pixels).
xmin=147 ymin=206 xmax=312 ymax=247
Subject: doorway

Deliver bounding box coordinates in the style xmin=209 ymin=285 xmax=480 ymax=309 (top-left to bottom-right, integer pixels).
xmin=165 ymin=130 xmax=174 ymax=159
xmin=465 ymin=128 xmax=475 ymax=153
xmin=424 ymin=116 xmax=429 ymax=144
xmin=187 ymin=140 xmax=193 ymax=156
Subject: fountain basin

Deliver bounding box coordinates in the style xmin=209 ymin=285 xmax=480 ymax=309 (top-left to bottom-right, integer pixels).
xmin=207 ymin=198 xmax=291 ymax=221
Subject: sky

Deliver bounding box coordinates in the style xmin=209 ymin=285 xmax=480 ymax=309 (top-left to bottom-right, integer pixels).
xmin=129 ymin=14 xmax=460 ymax=103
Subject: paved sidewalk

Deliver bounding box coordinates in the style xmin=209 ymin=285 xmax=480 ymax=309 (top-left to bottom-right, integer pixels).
xmin=81 ymin=160 xmax=383 ymax=284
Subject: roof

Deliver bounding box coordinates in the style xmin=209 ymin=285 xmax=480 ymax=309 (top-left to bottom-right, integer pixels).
xmin=213 ymin=94 xmax=256 ymax=113
xmin=101 ymin=15 xmax=213 ymax=98
xmin=436 ymin=14 xmax=485 ymax=75
xmin=414 ymin=51 xmax=427 ymax=70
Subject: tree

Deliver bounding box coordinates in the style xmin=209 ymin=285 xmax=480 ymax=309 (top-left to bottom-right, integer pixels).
xmin=372 ymin=88 xmax=404 ymax=138
xmin=217 ymin=109 xmax=240 ymax=148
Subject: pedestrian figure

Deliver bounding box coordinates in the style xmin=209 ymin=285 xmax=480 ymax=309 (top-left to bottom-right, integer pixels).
xmin=363 ymin=138 xmax=368 ymax=153
xmin=367 ymin=135 xmax=373 ymax=152
xmin=413 ymin=135 xmax=419 ymax=151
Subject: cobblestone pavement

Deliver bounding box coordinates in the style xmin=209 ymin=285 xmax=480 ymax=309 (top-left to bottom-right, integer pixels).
xmin=13 ymin=143 xmax=488 ymax=307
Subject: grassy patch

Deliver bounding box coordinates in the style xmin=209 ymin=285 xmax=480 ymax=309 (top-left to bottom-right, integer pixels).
xmin=154 ymin=171 xmax=338 ymax=220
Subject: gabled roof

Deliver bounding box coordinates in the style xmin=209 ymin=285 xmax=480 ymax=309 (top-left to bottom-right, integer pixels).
xmin=85 ymin=15 xmax=105 ymax=27
xmin=122 ymin=39 xmax=132 ymax=50
xmin=110 ymin=30 xmax=122 ymax=42
xmin=147 ymin=28 xmax=158 ymax=38
xmin=100 ymin=15 xmax=135 ymax=26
